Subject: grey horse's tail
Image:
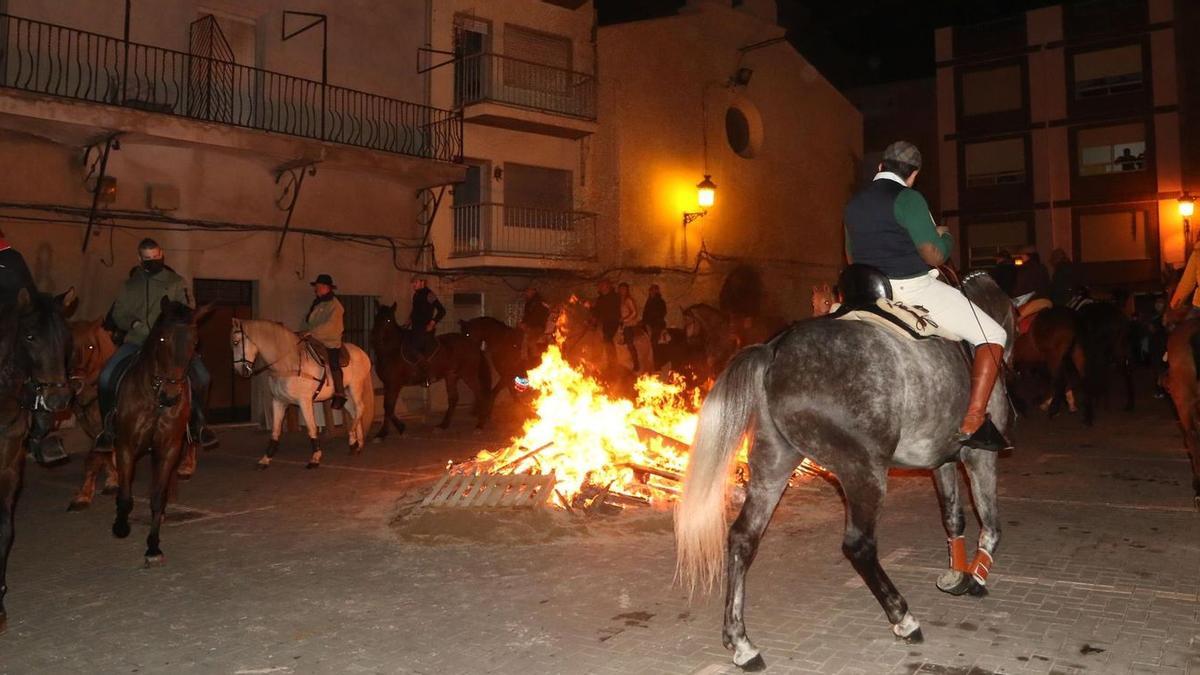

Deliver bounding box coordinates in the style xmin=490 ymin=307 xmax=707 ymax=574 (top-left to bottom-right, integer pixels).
xmin=675 ymin=343 xmax=772 ymax=595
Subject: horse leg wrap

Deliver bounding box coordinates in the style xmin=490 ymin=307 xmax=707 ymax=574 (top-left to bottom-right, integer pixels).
xmin=969 ymin=550 xmax=994 ymax=585
xmin=948 ymin=536 xmax=969 ymax=573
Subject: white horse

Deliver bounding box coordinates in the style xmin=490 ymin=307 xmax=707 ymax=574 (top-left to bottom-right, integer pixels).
xmin=230 ymin=318 xmax=375 ymax=469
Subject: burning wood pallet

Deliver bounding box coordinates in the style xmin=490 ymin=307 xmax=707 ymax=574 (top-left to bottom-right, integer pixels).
xmin=421 ymin=470 xmax=557 ymax=509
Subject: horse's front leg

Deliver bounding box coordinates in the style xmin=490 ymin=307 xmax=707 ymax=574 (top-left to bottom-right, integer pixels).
xmin=144 ymin=438 xmax=182 ymax=566
xmin=933 ymin=461 xmax=973 ymax=595
xmin=437 ymin=372 xmax=459 ymax=430
xmin=68 ymin=448 xmax=112 ymax=510
xmin=723 ymin=427 xmax=798 ymax=671
xmin=298 ymin=399 xmax=322 ymax=469
xmin=960 ymin=448 xmax=1001 ymax=596
xmin=0 ymin=436 xmax=25 ymax=634
xmin=258 ymin=397 xmax=288 ymax=470
xmin=111 ymin=440 xmax=136 ymax=539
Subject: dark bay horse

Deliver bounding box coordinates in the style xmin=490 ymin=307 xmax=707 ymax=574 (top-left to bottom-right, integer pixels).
xmin=1011 ymin=306 xmax=1090 ymax=423
xmin=682 ymin=304 xmax=787 ymax=381
xmin=460 ymin=316 xmax=527 ymax=401
xmin=1 ymin=288 xmax=74 ymax=634
xmin=371 ymin=304 xmax=492 ymax=439
xmin=676 ymin=272 xmax=1014 ymax=670
xmin=1163 ymin=318 xmax=1200 ymax=510
xmin=109 ymin=299 xmax=211 ymax=566
xmin=1078 ymin=301 xmax=1134 ymax=413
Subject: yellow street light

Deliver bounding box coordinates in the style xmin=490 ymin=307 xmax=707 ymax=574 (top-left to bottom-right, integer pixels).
xmin=1180 ymin=193 xmax=1196 ymax=218
xmin=697 ymin=174 xmax=716 ymax=209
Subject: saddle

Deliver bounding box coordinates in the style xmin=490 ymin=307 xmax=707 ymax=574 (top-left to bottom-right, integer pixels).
xmin=302 ymin=337 xmax=350 ymax=368
xmin=1014 ymin=293 xmax=1052 ymax=336
xmin=400 ymin=330 xmax=440 ymax=364
xmin=828 ymin=264 xmax=951 ymax=341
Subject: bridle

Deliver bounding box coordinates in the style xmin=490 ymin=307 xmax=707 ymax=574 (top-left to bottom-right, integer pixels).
xmin=232 ymin=326 xmax=277 ymax=377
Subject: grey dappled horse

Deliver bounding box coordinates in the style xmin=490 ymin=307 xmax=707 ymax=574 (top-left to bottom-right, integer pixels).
xmin=676 ymin=272 xmax=1014 ymax=671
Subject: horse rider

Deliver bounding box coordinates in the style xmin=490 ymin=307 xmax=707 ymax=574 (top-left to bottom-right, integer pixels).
xmin=96 ymin=238 xmax=215 ymax=451
xmin=0 ymin=231 xmax=69 ymax=467
xmin=642 ymin=283 xmax=667 ymax=345
xmin=618 ymin=282 xmax=640 ymax=371
xmin=843 ymin=140 xmax=1010 ymax=451
xmin=300 ymin=274 xmax=346 ymax=410
xmin=406 ymin=277 xmax=445 ymax=387
xmin=520 ymin=286 xmax=550 ymax=362
xmin=1050 ymin=248 xmax=1085 ymax=307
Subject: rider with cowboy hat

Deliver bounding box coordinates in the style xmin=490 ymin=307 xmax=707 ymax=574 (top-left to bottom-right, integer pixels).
xmin=843 ymin=141 xmax=1011 ymax=451
xmin=301 ymin=274 xmax=346 ymax=410
xmin=96 ymin=238 xmax=215 ymax=450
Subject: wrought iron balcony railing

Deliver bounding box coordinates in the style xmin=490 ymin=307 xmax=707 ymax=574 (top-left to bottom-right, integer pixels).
xmin=453 ymin=52 xmax=595 ymax=120
xmin=0 ymin=13 xmax=462 ymax=162
xmin=452 ymin=203 xmax=596 ymax=260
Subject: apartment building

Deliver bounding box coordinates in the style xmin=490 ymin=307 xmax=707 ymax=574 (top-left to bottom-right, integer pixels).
xmin=936 ymin=0 xmax=1197 ymax=290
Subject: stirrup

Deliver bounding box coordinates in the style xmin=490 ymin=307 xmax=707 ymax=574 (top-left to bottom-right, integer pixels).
xmin=957 ymin=417 xmax=1012 ymax=452
xmin=330 ymin=395 xmax=346 ymax=411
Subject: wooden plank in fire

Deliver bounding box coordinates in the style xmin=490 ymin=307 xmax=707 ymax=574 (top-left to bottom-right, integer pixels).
xmin=422 ymin=470 xmax=557 ymax=509
xmin=633 ymin=425 xmax=691 ymax=453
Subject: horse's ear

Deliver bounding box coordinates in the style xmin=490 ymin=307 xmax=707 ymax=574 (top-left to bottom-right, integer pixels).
xmin=56 ymin=287 xmax=79 ymax=318
xmin=193 ymin=303 xmax=216 ymax=326
xmin=230 ymin=317 xmax=241 ymax=329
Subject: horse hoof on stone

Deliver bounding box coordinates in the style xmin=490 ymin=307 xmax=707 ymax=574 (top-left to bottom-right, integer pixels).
xmin=67 ymin=499 xmax=91 ymax=512
xmin=736 ymin=654 xmax=766 ymax=672
xmin=936 ymin=571 xmax=972 ymax=596
xmin=112 ymin=521 xmax=131 ymax=538
xmin=371 ymin=436 xmax=384 ymax=445
xmin=899 ymin=628 xmax=924 ymax=644
xmin=102 ymin=485 xmax=118 ymax=495
xmin=967 ymin=579 xmax=989 ymax=597
xmin=1193 ymin=495 xmax=1199 ymax=512
xmin=144 ymin=554 xmax=165 ymax=567
xmin=306 ymin=462 xmax=320 ymax=469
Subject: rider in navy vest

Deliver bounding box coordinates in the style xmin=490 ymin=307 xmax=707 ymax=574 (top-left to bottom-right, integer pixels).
xmin=406 ymin=278 xmax=445 ymax=387
xmin=844 ymin=141 xmax=1011 ymax=451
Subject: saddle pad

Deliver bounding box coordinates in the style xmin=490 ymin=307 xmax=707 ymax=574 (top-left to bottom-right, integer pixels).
xmin=836 ymin=299 xmax=950 ymax=341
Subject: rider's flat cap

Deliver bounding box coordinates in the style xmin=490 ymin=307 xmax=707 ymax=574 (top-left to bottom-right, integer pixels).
xmin=883 ymin=141 xmax=922 ymax=169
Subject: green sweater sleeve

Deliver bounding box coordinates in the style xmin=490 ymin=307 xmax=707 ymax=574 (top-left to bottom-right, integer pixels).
xmin=894 ymin=189 xmax=951 ymax=258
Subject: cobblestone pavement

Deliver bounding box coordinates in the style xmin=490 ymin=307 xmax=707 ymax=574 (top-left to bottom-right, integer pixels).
xmin=2 ymin=392 xmax=1198 ymax=675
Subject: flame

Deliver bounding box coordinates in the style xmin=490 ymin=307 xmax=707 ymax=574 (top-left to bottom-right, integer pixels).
xmin=470 ymin=346 xmax=708 ymax=507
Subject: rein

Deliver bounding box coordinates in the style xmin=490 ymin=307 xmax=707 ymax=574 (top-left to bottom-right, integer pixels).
xmin=233 ymin=327 xmax=283 ymax=377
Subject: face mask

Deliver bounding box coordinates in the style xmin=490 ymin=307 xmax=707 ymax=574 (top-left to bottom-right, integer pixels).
xmin=141 ymin=259 xmax=164 ymax=275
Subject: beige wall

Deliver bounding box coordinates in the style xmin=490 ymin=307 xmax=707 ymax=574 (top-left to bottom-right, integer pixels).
xmin=594 ymin=2 xmax=860 ymax=318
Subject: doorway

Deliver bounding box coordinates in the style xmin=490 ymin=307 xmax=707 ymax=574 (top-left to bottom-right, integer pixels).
xmin=194 ymin=278 xmax=254 ymax=423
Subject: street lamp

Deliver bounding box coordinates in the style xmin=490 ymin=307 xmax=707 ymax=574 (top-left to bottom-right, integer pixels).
xmin=684 ymin=174 xmax=717 ymax=229
xmin=1181 ymin=192 xmax=1195 ymax=258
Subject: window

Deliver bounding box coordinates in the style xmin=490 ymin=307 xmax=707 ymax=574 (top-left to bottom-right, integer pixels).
xmin=965 ymin=220 xmax=1032 ymax=269
xmin=964 ymin=138 xmax=1026 ymax=187
xmin=453 ymin=292 xmax=484 ymax=319
xmin=339 ymin=295 xmax=379 ymax=351
xmin=1074 ymin=45 xmax=1144 ymax=98
xmin=1077 ymin=123 xmax=1146 ymax=176
xmin=504 ymin=163 xmax=573 ymax=228
xmin=1078 ymin=211 xmax=1151 ymax=262
xmin=724 ymin=101 xmax=763 ymax=159
xmin=503 ymin=25 xmax=571 ymax=96
xmin=961 ymin=65 xmax=1023 ymax=116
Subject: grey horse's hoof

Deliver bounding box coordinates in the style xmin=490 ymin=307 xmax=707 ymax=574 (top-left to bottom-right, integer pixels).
xmin=937 ymin=570 xmax=972 ymax=596
xmin=899 ymin=628 xmax=924 ymax=644
xmin=737 ymin=654 xmax=766 ymax=672
xmin=144 ymin=554 xmax=165 ymax=568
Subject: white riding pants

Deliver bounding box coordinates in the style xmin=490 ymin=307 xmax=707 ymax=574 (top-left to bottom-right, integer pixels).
xmin=890 ymin=270 xmax=1007 ymax=347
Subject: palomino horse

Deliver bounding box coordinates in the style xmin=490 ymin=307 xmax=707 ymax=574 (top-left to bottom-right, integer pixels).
xmin=1163 ymin=318 xmax=1200 ymax=510
xmin=460 ymin=316 xmax=528 ymax=402
xmin=231 ymin=318 xmax=374 ymax=469
xmin=67 ymin=319 xmax=120 ymax=510
xmin=677 ymin=272 xmax=1014 ymax=670
xmin=370 ymin=304 xmax=492 ymax=440
xmin=110 ymin=299 xmax=212 ymax=565
xmin=0 ymin=288 xmax=74 ymax=634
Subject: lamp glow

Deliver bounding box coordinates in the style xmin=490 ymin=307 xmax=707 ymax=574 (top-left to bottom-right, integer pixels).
xmin=697 ymin=175 xmax=716 ymax=209
xmin=1180 ymin=194 xmax=1196 ymax=218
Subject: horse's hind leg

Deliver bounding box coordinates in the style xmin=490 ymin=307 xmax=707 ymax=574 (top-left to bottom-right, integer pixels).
xmin=437 ymin=373 xmax=459 ymax=430
xmin=933 ymin=462 xmax=973 ymax=595
xmin=723 ymin=425 xmax=800 ymax=671
xmin=68 ymin=449 xmax=111 ymax=510
xmin=0 ymin=439 xmax=23 ymax=634
xmin=960 ymin=448 xmax=1002 ymax=595
xmin=840 ymin=469 xmax=922 ymax=643
xmin=298 ymin=400 xmax=322 ymax=469
xmin=111 ymin=444 xmax=135 ymax=539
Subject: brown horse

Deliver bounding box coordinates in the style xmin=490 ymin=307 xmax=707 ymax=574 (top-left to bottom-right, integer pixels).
xmin=1078 ymin=300 xmax=1134 ymax=413
xmin=371 ymin=304 xmax=493 ymax=439
xmin=66 ymin=319 xmax=119 ymax=510
xmin=109 ymin=299 xmax=211 ymax=565
xmin=556 ymin=296 xmax=653 ymax=393
xmin=1164 ymin=318 xmax=1200 ymax=510
xmin=1011 ymin=306 xmax=1091 ymax=424
xmin=460 ymin=316 xmax=529 ymax=402
xmin=1 ymin=288 xmax=75 ymax=634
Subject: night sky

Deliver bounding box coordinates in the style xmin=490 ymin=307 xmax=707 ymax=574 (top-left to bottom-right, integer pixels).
xmin=597 ymin=0 xmax=1067 ymax=88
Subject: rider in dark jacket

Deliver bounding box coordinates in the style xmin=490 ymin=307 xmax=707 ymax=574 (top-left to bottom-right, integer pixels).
xmin=407 ymin=278 xmax=445 ymax=386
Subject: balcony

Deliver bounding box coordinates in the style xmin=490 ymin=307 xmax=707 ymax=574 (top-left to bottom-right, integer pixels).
xmin=451 ymin=203 xmax=596 ymax=263
xmin=0 ymin=13 xmax=462 ymax=172
xmin=449 ymin=52 xmax=597 ymax=139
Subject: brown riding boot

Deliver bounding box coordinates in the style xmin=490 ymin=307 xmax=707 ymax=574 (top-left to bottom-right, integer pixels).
xmin=957 ymin=343 xmax=1012 ymax=452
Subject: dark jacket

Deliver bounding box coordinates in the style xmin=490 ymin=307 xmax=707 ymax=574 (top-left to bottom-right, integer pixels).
xmin=592 ymin=290 xmax=621 ymax=337
xmin=110 ymin=264 xmax=189 ymax=345
xmin=409 ymin=287 xmax=446 ymax=329
xmin=1051 ymin=261 xmax=1085 ymax=306
xmin=0 ymin=245 xmax=35 ymax=306
xmin=1012 ymin=260 xmax=1051 ymax=299
xmin=521 ymin=293 xmax=550 ymax=332
xmin=642 ymin=294 xmax=667 ymax=330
